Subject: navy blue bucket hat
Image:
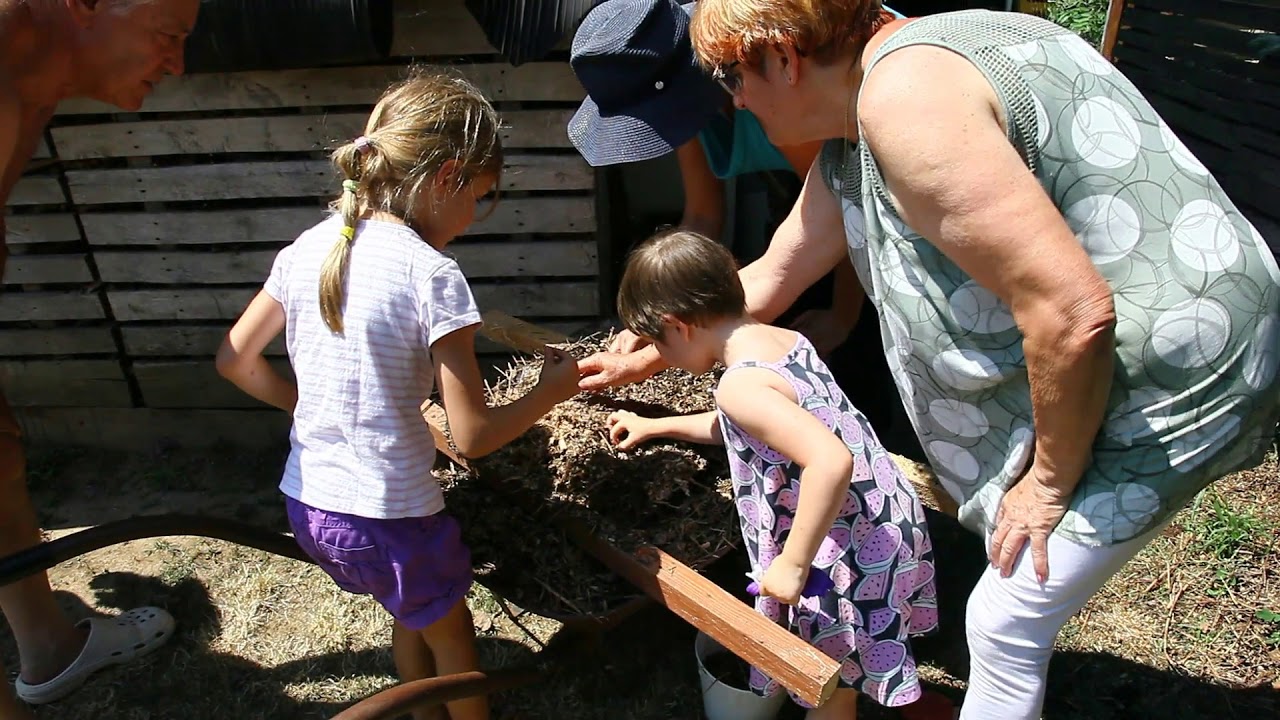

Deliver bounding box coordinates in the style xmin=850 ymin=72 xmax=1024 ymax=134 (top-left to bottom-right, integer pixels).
xmin=568 ymin=0 xmax=724 ymax=167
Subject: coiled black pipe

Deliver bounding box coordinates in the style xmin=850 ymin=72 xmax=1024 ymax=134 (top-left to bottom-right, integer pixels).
xmin=0 ymin=515 xmax=602 ymax=719
xmin=464 ymin=0 xmax=601 ymax=66
xmin=0 ymin=513 xmax=314 ymax=588
xmin=184 ymin=0 xmax=394 ymax=74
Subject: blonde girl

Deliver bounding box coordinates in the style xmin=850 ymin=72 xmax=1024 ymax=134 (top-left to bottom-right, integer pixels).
xmin=216 ymin=69 xmax=581 ymax=720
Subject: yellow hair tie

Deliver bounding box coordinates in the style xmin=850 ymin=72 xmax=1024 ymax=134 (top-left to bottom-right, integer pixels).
xmin=339 ymin=225 xmax=356 ymax=241
xmin=342 ymin=179 xmax=359 ymax=194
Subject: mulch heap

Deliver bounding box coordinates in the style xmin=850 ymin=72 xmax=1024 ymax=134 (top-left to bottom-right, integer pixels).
xmin=436 ymin=333 xmax=739 ymax=620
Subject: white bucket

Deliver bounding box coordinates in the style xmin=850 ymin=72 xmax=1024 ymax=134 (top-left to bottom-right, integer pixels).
xmin=694 ymin=631 xmax=787 ymax=720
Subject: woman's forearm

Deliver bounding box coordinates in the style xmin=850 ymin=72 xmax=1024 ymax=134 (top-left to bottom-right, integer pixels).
xmin=1021 ymin=296 xmax=1117 ymax=493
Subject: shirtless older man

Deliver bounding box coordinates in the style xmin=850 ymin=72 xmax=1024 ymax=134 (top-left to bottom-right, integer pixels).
xmin=2 ymin=1 xmax=199 ymax=716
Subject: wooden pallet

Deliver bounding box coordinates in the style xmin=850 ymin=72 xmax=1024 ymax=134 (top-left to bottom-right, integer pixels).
xmin=3 ymin=0 xmax=608 ymax=444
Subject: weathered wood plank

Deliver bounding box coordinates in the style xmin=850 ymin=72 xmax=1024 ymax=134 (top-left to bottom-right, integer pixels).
xmin=392 ymin=0 xmax=575 ymax=58
xmin=1132 ymin=0 xmax=1280 ymax=33
xmin=2 ymin=214 xmax=81 ymax=245
xmin=65 ymin=155 xmax=591 ymax=205
xmin=134 ymin=359 xmax=295 ymax=409
xmin=0 ymin=291 xmax=104 ymax=322
xmin=14 ymin=407 xmax=292 ymax=450
xmin=80 ymin=196 xmax=595 ymax=247
xmin=108 ymin=281 xmax=599 ymax=322
xmin=0 ymin=359 xmax=130 ymax=407
xmin=9 ymin=177 xmax=63 ymax=207
xmin=32 ymin=136 xmax=51 ymax=160
xmin=122 ymin=326 xmax=285 ymax=358
xmin=0 ymin=327 xmax=117 ymax=356
xmin=121 ymin=320 xmax=583 ymax=358
xmin=54 ymin=63 xmax=584 ymax=115
xmin=51 ymin=109 xmax=574 ymax=160
xmin=474 ymin=282 xmax=600 ymax=317
xmin=95 ymin=240 xmax=597 ymax=284
xmin=1 ymin=255 xmax=92 ymax=285
xmin=108 ymin=289 xmax=258 ymax=322
xmin=391 ymin=0 xmax=495 ymax=57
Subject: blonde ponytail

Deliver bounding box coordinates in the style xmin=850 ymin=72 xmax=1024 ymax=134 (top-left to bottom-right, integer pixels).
xmin=319 ymin=142 xmax=368 ymax=333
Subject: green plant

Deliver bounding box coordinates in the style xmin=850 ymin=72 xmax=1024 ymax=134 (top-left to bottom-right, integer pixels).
xmin=1257 ymin=609 xmax=1280 ymax=646
xmin=1048 ymin=0 xmax=1110 ymax=48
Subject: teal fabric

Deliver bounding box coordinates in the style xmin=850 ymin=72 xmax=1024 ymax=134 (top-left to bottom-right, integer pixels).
xmin=696 ymin=109 xmax=792 ymax=179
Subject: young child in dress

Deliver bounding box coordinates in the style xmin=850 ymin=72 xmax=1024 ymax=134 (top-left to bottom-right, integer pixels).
xmin=215 ymin=70 xmax=582 ymax=720
xmin=607 ymin=229 xmax=939 ymax=718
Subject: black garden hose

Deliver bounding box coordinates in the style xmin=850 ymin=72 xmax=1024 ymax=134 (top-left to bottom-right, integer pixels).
xmin=0 ymin=514 xmax=609 ymax=718
xmin=464 ymin=0 xmax=601 ymax=66
xmin=184 ymin=0 xmax=394 ymax=74
xmin=0 ymin=513 xmax=314 ymax=588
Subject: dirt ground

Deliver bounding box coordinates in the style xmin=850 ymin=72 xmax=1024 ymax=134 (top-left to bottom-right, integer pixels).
xmin=2 ymin=444 xmax=1278 ymax=720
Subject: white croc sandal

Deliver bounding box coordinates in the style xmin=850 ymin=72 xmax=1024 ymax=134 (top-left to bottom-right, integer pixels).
xmin=14 ymin=606 xmax=175 ymax=705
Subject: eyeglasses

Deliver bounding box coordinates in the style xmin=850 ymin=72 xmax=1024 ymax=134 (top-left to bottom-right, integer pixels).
xmin=713 ymin=61 xmax=742 ymax=94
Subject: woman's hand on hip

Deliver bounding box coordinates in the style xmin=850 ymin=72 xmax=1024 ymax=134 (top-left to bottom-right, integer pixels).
xmin=989 ymin=466 xmax=1071 ymax=584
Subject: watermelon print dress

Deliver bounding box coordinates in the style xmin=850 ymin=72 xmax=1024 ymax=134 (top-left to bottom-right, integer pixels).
xmin=716 ymin=333 xmax=939 ymax=708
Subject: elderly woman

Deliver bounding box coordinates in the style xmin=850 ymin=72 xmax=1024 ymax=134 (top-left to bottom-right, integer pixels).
xmin=570 ymin=0 xmax=923 ymax=450
xmin=578 ymin=2 xmax=1280 ymax=718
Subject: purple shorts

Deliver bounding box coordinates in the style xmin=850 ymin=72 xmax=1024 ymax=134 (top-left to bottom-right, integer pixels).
xmin=285 ymin=497 xmax=473 ymax=630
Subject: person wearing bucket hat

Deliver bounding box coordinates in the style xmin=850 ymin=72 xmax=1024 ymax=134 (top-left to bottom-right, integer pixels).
xmin=570 ymin=0 xmax=923 ymax=457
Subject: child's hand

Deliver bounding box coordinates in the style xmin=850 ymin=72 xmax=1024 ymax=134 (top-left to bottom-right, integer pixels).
xmin=759 ymin=557 xmax=810 ymax=606
xmin=607 ymin=410 xmax=657 ymax=451
xmin=535 ymin=345 xmax=581 ymax=401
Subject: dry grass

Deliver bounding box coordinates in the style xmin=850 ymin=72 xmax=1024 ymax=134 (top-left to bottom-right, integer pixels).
xmin=436 ymin=334 xmax=738 ymax=619
xmin=2 ymin=441 xmax=1276 ymax=719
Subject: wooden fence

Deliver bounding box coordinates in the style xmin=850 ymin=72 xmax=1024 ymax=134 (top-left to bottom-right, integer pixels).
xmin=1106 ymin=0 xmax=1280 ymax=255
xmin=2 ymin=0 xmax=605 ymax=448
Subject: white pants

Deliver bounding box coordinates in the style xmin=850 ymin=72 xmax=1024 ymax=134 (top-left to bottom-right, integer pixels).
xmin=959 ymin=521 xmax=1169 ymax=720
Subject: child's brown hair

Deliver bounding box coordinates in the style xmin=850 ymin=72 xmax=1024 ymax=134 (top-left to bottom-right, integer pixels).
xmin=320 ymin=67 xmax=504 ymax=333
xmin=616 ymin=228 xmax=746 ymax=341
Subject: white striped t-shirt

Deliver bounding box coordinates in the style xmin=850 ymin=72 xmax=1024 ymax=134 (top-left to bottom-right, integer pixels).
xmin=264 ymin=214 xmax=481 ymax=519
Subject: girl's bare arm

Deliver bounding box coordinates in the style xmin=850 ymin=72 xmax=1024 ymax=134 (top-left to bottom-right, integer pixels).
xmin=215 ymin=290 xmax=298 ymax=413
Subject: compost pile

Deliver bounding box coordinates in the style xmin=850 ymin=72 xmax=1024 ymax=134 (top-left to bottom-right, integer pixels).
xmin=436 ymin=333 xmax=739 ymax=618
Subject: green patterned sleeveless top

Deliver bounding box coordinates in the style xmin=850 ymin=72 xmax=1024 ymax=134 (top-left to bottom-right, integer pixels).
xmin=818 ymin=10 xmax=1280 ymax=547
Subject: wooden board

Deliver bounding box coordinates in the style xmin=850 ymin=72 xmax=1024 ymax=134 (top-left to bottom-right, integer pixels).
xmin=79 ymin=196 xmax=595 ymax=247
xmin=133 ymin=359 xmax=295 ymax=409
xmin=0 ymin=291 xmax=104 ymax=322
xmin=95 ymin=240 xmax=596 ymax=284
xmin=1130 ymin=0 xmax=1280 ymax=31
xmin=0 ymin=360 xmax=130 ymax=407
xmin=2 ymin=214 xmax=81 ymax=246
xmin=120 ymin=320 xmax=584 ymax=358
xmin=107 ymin=289 xmax=258 ymax=322
xmin=122 ymin=326 xmax=285 ymax=358
xmin=108 ymin=282 xmax=599 ymax=321
xmin=0 ymin=327 xmax=117 ymax=357
xmin=1 ymin=255 xmax=93 ymax=285
xmin=9 ymin=177 xmax=64 ymax=207
xmin=64 ymin=155 xmax=591 ymax=205
xmin=54 ymin=63 xmax=584 ymax=115
xmin=51 ymin=109 xmax=576 ymax=160
xmin=15 ymin=407 xmax=292 ymax=450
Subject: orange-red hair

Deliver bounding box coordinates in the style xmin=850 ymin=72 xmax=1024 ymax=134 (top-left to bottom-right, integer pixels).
xmin=690 ymin=0 xmax=895 ymax=71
